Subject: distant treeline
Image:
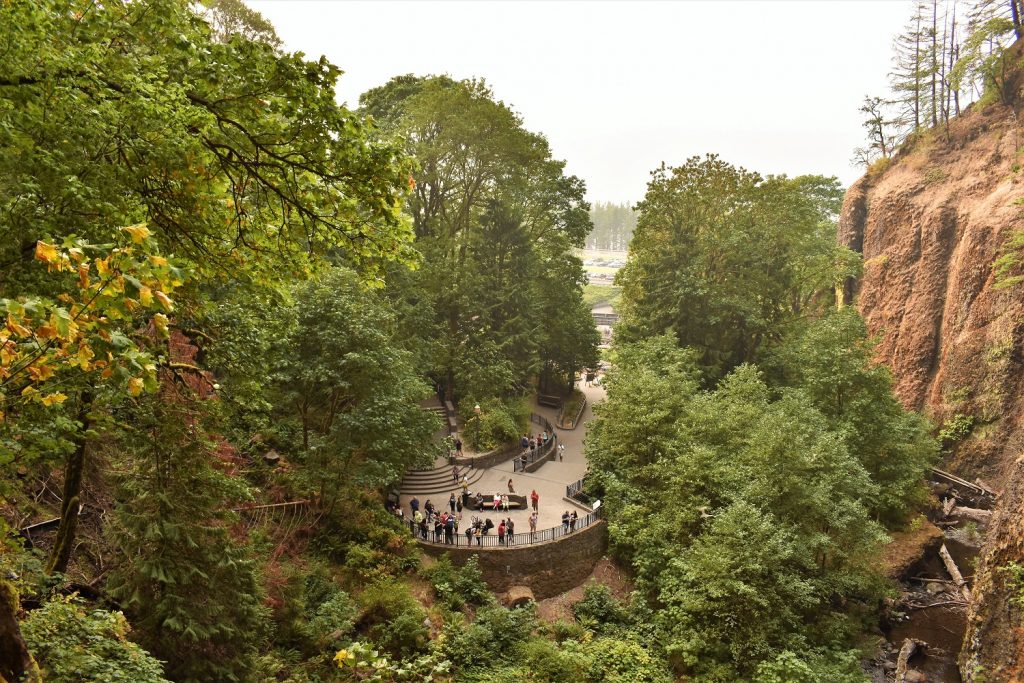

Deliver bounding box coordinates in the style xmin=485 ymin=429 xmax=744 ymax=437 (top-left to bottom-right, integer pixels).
xmin=587 ymin=201 xmax=637 ymax=251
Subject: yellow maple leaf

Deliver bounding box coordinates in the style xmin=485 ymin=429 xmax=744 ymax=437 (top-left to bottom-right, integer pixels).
xmin=154 ymin=291 xmax=174 ymax=311
xmin=34 ymin=241 xmax=59 ymax=264
xmin=128 ymin=376 xmax=144 ymax=396
xmin=35 ymin=325 xmax=58 ymax=340
xmin=27 ymin=364 xmax=55 ymax=381
xmin=138 ymin=285 xmax=153 ymax=307
xmin=153 ymin=313 xmax=169 ymax=338
xmin=77 ymin=344 xmax=94 ymax=370
xmin=41 ymin=392 xmax=68 ymax=407
xmin=6 ymin=315 xmax=31 ymax=338
xmin=95 ymin=256 xmax=111 ymax=277
xmin=78 ymin=264 xmax=90 ymax=289
xmin=122 ymin=224 xmax=151 ymax=243
xmin=149 ymin=255 xmax=168 ymax=267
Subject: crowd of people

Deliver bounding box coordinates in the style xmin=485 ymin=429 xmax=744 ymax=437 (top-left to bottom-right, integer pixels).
xmin=389 ymin=489 xmax=585 ymax=546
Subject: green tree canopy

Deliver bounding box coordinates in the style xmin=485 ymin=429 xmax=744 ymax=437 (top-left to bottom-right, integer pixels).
xmin=617 ymin=155 xmax=857 ymax=383
xmin=361 ymin=75 xmax=596 ymax=403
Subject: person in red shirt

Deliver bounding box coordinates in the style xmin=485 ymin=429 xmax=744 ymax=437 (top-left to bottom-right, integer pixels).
xmin=530 ymin=489 xmax=539 ymax=512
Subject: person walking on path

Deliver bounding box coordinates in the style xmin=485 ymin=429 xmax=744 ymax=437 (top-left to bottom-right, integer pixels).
xmin=561 ymin=511 xmax=570 ymax=533
xmin=498 ymin=520 xmax=506 ymax=545
xmin=465 ymin=525 xmax=474 ymax=546
xmin=569 ymin=510 xmax=578 ymax=532
xmin=410 ymin=496 xmax=419 ymax=516
xmin=454 ymin=437 xmax=463 ymax=456
xmin=507 ymin=478 xmax=515 ymax=494
xmin=530 ymin=489 xmax=539 ymax=512
xmin=529 ymin=512 xmax=537 ymax=538
xmin=449 ymin=492 xmax=457 ymax=513
xmin=452 ymin=466 xmax=460 ymax=484
xmin=506 ymin=518 xmax=515 ymax=545
xmin=558 ymin=443 xmax=565 ymax=461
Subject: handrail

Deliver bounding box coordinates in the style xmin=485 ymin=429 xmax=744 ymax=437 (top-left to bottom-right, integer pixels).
xmin=566 ymin=476 xmax=591 ymax=505
xmin=558 ymin=393 xmax=587 ymax=430
xmin=514 ymin=430 xmax=557 ymax=473
xmin=451 ymin=412 xmax=557 ymax=471
xmin=407 ymin=509 xmax=601 ymax=548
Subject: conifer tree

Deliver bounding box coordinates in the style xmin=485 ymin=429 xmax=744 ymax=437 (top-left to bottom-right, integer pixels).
xmin=891 ymin=2 xmax=930 ymax=132
xmin=106 ymin=392 xmax=267 ymax=683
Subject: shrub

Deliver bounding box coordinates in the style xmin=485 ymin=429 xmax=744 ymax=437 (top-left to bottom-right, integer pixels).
xmin=421 ymin=555 xmax=492 ymax=611
xmin=565 ymin=636 xmax=673 ymax=683
xmin=939 ymin=413 xmax=975 ymax=448
xmin=546 ymin=618 xmax=589 ymax=643
xmin=356 ymin=579 xmax=429 ymax=659
xmin=305 ymin=591 xmax=358 ymax=648
xmin=571 ymin=584 xmax=631 ymax=631
xmin=440 ymin=604 xmax=537 ymax=667
xmin=517 ymin=638 xmax=587 ymax=682
xmin=460 ymin=397 xmax=527 ymax=451
xmin=21 ymin=595 xmax=169 ymax=683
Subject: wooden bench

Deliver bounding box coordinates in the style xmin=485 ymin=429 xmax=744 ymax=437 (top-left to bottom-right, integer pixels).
xmin=537 ymin=394 xmax=563 ymax=408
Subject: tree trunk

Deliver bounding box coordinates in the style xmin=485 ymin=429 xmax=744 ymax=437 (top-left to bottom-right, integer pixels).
xmin=45 ymin=390 xmax=92 ymax=575
xmin=895 ymin=638 xmax=926 ymax=683
xmin=1012 ymin=0 xmax=1022 ymax=39
xmin=0 ymin=579 xmax=40 ymax=683
xmin=931 ymin=0 xmax=939 ymax=127
xmin=949 ymin=506 xmax=991 ymax=523
xmin=940 ymin=543 xmax=972 ymax=601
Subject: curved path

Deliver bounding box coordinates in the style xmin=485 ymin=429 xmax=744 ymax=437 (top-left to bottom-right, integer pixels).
xmin=397 ymin=380 xmax=606 ymax=531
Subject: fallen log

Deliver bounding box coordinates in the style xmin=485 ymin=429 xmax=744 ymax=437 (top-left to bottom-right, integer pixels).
xmin=939 ymin=543 xmax=972 ymax=601
xmin=948 ymin=505 xmax=991 ymax=523
xmin=895 ymin=638 xmax=926 ymax=683
xmin=930 ymin=468 xmax=995 ymax=497
xmin=905 ymin=599 xmax=968 ymax=609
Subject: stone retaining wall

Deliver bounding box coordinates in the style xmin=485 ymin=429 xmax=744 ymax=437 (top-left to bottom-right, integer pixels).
xmin=418 ymin=520 xmax=608 ymax=600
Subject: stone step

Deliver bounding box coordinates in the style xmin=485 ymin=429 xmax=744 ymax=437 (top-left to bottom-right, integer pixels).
xmin=401 ymin=467 xmax=485 ymax=495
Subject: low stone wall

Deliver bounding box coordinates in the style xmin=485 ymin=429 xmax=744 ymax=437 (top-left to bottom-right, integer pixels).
xmin=418 ymin=520 xmax=608 ymax=600
xmin=558 ymin=394 xmax=587 ymax=430
xmin=454 ymin=442 xmax=519 ymax=470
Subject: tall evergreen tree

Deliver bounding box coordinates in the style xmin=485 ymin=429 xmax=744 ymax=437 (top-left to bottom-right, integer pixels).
xmin=106 ymin=393 xmax=267 ymax=683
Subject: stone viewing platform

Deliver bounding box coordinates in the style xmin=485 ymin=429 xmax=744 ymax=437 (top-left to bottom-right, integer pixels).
xmin=394 ymin=379 xmax=608 ymax=598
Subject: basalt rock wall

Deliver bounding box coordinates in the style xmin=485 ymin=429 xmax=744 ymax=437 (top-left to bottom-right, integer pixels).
xmin=837 ymin=79 xmax=1024 ymax=681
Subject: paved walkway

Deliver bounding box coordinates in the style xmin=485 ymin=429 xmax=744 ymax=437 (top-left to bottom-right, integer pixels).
xmin=398 ymin=380 xmax=606 ymax=531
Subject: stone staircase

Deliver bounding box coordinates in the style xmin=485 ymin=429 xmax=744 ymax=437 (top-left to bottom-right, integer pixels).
xmin=400 ymin=463 xmax=485 ymax=496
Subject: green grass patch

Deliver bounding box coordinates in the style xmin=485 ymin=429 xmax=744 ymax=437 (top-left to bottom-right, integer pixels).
xmin=583 ymin=284 xmax=622 ymax=308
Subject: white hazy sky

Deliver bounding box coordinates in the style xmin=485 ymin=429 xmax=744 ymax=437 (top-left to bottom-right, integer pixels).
xmin=250 ymin=0 xmax=910 ymax=204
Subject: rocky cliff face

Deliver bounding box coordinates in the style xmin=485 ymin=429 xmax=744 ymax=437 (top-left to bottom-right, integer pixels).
xmin=838 ymin=96 xmax=1024 ymax=681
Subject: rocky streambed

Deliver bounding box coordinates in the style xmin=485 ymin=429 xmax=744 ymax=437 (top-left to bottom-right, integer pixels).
xmin=865 ymin=472 xmax=994 ymax=683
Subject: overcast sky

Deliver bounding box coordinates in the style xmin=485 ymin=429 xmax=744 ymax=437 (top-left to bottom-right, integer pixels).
xmin=250 ymin=1 xmax=910 ymax=204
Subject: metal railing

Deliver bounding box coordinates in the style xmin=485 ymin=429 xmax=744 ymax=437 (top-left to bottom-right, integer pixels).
xmin=408 ymin=509 xmax=601 ymax=548
xmin=566 ymin=476 xmax=592 ymax=506
xmin=513 ymin=433 xmax=557 ymax=472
